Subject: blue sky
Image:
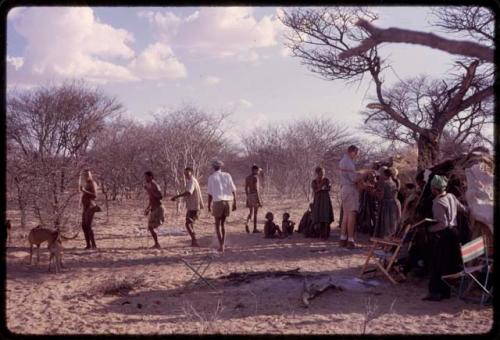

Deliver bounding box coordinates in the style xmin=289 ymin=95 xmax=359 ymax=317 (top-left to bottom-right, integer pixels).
xmin=7 ymin=6 xmax=484 ymax=143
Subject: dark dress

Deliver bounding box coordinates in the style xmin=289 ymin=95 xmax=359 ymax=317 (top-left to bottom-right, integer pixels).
xmin=298 ymin=210 xmax=312 ymax=235
xmin=374 ymin=179 xmax=401 ymax=238
xmin=311 ymin=178 xmax=334 ymax=230
xmin=357 ymin=186 xmax=378 ymax=235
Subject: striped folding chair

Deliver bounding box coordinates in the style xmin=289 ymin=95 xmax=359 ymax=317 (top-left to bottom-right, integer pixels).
xmin=442 ymin=236 xmax=493 ymax=305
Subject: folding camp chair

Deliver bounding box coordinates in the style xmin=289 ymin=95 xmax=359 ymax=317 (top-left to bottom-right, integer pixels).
xmin=359 ymin=218 xmax=435 ymax=284
xmin=359 ymin=223 xmax=414 ymax=284
xmin=441 ymin=236 xmax=493 ymax=305
xmin=181 ymin=254 xmax=217 ymax=290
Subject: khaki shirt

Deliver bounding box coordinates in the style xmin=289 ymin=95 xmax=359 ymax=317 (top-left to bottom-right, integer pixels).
xmin=185 ymin=177 xmax=204 ymax=211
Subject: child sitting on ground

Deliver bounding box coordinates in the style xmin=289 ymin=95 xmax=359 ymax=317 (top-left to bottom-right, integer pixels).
xmin=264 ymin=212 xmax=282 ymax=238
xmin=281 ymin=213 xmax=295 ymax=237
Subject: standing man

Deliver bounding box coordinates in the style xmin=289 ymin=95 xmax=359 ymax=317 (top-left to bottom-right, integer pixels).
xmin=338 ymin=145 xmax=361 ymax=249
xmin=207 ymin=160 xmax=237 ymax=252
xmin=245 ymin=165 xmax=262 ymax=233
xmin=171 ymin=167 xmax=204 ymax=247
xmin=144 ymin=171 xmax=164 ymax=249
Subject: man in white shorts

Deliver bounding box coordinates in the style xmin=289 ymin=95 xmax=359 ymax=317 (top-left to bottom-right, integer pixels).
xmin=207 ymin=159 xmax=237 ymax=252
xmin=338 ymin=145 xmax=361 ymax=249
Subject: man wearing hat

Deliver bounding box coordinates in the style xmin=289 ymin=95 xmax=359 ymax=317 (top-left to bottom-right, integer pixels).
xmin=423 ymin=174 xmax=467 ymax=301
xmin=245 ymin=164 xmax=263 ymax=234
xmin=207 ymin=159 xmax=237 ymax=252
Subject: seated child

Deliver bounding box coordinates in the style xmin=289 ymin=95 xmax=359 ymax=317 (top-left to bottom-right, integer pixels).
xmin=264 ymin=212 xmax=282 ymax=238
xmin=281 ymin=212 xmax=295 ymax=237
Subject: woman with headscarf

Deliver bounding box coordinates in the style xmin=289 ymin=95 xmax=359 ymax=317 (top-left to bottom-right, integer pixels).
xmin=311 ymin=166 xmax=334 ymax=239
xmin=373 ymin=167 xmax=401 ymax=238
xmin=423 ymin=175 xmax=466 ymax=301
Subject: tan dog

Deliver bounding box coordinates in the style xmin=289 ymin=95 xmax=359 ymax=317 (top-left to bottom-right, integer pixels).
xmin=28 ymin=225 xmax=78 ymax=267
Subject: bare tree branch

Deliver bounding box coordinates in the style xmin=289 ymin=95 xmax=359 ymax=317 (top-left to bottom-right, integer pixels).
xmin=339 ymin=19 xmax=494 ymax=62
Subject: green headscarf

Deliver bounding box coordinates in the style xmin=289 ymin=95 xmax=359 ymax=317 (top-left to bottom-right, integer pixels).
xmin=431 ymin=175 xmax=448 ymax=191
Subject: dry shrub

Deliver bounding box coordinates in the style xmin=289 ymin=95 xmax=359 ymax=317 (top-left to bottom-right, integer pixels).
xmin=182 ymin=298 xmax=224 ymax=334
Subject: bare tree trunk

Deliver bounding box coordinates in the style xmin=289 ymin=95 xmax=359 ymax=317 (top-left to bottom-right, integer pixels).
xmin=417 ymin=134 xmax=439 ymax=171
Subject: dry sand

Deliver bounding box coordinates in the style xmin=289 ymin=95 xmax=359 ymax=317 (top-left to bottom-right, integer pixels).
xmin=6 ymin=194 xmax=493 ymax=335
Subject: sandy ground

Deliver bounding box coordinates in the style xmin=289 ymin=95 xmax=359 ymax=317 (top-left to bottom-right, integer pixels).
xmin=5 ymin=194 xmax=493 ymax=335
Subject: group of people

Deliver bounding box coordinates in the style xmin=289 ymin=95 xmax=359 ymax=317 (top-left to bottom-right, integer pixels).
xmin=78 ymin=143 xmax=471 ymax=302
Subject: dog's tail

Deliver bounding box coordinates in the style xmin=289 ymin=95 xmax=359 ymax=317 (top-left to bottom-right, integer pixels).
xmin=60 ymin=231 xmax=79 ymax=240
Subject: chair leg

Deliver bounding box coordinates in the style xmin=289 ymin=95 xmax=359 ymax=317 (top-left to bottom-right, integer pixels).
xmin=467 ymin=273 xmax=493 ymax=297
xmin=359 ymin=246 xmax=375 ymax=277
xmin=375 ymin=261 xmax=398 ymax=284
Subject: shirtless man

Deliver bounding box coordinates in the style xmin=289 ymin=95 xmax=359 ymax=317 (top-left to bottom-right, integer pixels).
xmin=144 ymin=171 xmax=164 ymax=249
xmin=245 ymin=165 xmax=262 ymax=233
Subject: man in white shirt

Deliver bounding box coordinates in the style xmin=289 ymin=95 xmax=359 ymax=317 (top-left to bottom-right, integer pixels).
xmin=207 ymin=159 xmax=237 ymax=252
xmin=171 ymin=167 xmax=204 ymax=247
xmin=338 ymin=145 xmax=361 ymax=249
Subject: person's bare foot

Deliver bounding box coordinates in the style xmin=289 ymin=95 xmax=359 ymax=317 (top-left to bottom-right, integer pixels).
xmin=150 ymin=244 xmax=161 ymax=249
xmin=217 ymin=246 xmax=224 ymax=252
xmin=245 ymin=223 xmax=250 ymax=233
xmin=252 ymin=229 xmax=261 ymax=233
xmin=191 ymin=241 xmax=200 ymax=247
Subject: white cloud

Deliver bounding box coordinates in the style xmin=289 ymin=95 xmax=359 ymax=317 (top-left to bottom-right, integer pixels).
xmin=9 ymin=7 xmax=137 ymax=83
xmin=8 ymin=7 xmax=188 ymax=85
xmin=139 ymin=7 xmax=283 ymax=62
xmin=203 ymin=75 xmax=221 ymax=86
xmin=128 ymin=42 xmax=187 ymax=80
xmin=280 ymin=46 xmax=293 ymax=57
xmin=225 ymin=98 xmax=253 ymax=110
xmin=237 ymin=50 xmax=260 ymax=63
xmin=239 ymin=99 xmax=253 ymax=109
xmin=7 ymin=56 xmax=24 ymax=70
xmin=224 ymin=111 xmax=269 ymax=143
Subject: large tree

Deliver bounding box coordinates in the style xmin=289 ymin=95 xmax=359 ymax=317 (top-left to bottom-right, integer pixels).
xmin=280 ymin=6 xmax=494 ymax=170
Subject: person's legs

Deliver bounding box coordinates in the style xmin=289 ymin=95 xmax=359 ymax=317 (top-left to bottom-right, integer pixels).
xmin=221 ymin=216 xmax=226 ymax=248
xmin=339 ymin=203 xmax=348 ymax=246
xmin=147 ymin=207 xmax=161 ymax=248
xmin=347 ymin=211 xmax=357 ymax=242
xmin=88 ymin=228 xmax=97 ymax=248
xmin=148 ymin=226 xmax=160 ymax=248
xmin=425 ymin=232 xmax=445 ymax=300
xmin=214 ymin=217 xmax=223 ymax=251
xmin=82 ymin=209 xmax=91 ymax=249
xmin=246 ymin=207 xmax=252 ymax=233
xmin=253 ymin=207 xmax=259 ymax=232
xmin=185 ymin=211 xmax=199 ymax=246
xmin=185 ymin=220 xmax=197 ymax=246
xmin=87 ymin=209 xmax=97 ymax=248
